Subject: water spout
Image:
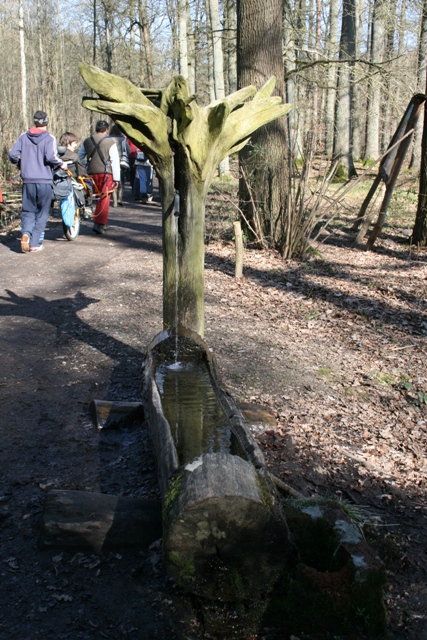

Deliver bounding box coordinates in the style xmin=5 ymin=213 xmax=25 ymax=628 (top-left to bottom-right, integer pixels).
xmin=174 ymin=193 xmax=180 ymax=363
xmin=173 ymin=190 xmax=180 ymax=216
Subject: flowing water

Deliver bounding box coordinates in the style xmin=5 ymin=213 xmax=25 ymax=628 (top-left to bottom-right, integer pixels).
xmin=174 ymin=192 xmax=180 ymax=362
xmin=156 ymin=199 xmax=243 ymax=466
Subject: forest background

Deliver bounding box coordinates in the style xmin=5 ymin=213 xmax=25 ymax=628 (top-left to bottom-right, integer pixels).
xmin=1 ymin=2 xmax=427 ymax=638
xmin=1 ymin=0 xmax=426 ymax=180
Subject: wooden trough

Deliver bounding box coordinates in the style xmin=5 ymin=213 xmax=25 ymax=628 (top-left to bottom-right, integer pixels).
xmin=142 ymin=328 xmax=294 ymax=602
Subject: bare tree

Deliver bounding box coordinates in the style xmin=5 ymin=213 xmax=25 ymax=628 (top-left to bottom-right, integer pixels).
xmin=223 ymin=0 xmax=237 ymax=94
xmin=19 ymin=0 xmax=28 ymax=131
xmin=364 ymin=0 xmax=386 ymax=162
xmin=208 ymin=0 xmax=229 ymax=174
xmin=178 ymin=0 xmax=189 ymax=77
xmin=333 ymin=0 xmax=357 ymax=179
xmin=325 ymin=0 xmax=339 ymax=157
xmin=410 ymin=0 xmax=427 ymax=172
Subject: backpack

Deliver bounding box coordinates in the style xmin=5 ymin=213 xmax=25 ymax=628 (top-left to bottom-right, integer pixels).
xmin=53 ymin=169 xmax=73 ymax=200
xmin=73 ymin=183 xmax=86 ymax=208
xmin=61 ymin=191 xmax=76 ymax=226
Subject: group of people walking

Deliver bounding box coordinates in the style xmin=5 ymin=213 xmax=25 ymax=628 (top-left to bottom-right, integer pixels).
xmin=8 ymin=111 xmax=154 ymax=252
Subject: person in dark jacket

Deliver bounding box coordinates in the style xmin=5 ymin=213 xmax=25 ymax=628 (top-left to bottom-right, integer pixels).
xmin=9 ymin=110 xmax=67 ymax=253
xmin=78 ymin=120 xmax=120 ymax=234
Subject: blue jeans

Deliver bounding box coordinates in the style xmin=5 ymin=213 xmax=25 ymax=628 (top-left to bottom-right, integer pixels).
xmin=21 ymin=183 xmax=53 ymax=247
xmin=133 ymin=164 xmax=153 ymax=198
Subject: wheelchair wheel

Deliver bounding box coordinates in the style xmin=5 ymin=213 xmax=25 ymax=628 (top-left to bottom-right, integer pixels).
xmin=63 ymin=209 xmax=81 ymax=241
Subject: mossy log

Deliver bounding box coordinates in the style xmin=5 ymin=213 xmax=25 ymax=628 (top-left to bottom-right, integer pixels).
xmin=40 ymin=490 xmax=162 ymax=552
xmin=143 ymin=329 xmax=294 ymax=601
xmin=162 ymin=452 xmax=291 ymax=601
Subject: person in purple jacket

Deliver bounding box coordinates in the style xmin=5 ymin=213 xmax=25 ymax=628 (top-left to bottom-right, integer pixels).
xmin=9 ymin=110 xmax=67 ymax=253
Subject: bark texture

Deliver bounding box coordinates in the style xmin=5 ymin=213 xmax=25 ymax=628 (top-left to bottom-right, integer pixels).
xmin=237 ymin=0 xmax=290 ymax=252
xmin=333 ymin=0 xmax=357 ymax=179
xmin=414 ymin=100 xmax=427 ymax=245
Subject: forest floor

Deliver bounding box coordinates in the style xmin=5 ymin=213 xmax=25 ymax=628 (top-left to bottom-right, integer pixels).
xmin=0 ymin=176 xmax=426 ymax=640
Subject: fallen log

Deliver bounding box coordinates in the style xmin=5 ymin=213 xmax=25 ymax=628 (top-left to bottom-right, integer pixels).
xmin=143 ymin=329 xmax=294 ymax=602
xmin=40 ymin=490 xmax=162 ymax=552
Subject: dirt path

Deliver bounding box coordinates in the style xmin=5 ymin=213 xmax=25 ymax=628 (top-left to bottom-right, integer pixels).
xmin=0 ymin=188 xmax=202 ymax=640
xmin=1 ymin=184 xmax=427 ymax=640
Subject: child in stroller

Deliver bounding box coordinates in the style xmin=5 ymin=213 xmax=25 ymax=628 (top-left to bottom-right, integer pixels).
xmin=58 ymin=132 xmax=94 ymax=220
xmin=54 ymin=133 xmax=96 ymax=240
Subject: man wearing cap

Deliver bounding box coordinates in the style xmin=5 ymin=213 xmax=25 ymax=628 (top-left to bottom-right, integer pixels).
xmin=9 ymin=110 xmax=67 ymax=253
xmin=78 ymin=120 xmax=120 ymax=234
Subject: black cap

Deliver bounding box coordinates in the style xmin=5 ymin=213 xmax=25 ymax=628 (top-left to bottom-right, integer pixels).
xmin=34 ymin=110 xmax=49 ymax=126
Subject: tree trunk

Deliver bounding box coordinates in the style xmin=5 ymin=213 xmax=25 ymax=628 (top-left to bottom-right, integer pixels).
xmin=364 ymin=0 xmax=385 ymax=161
xmin=351 ymin=0 xmax=363 ymax=161
xmin=283 ymin=1 xmax=299 ymax=158
xmin=380 ymin=0 xmax=400 ymax=153
xmin=325 ymin=0 xmax=339 ymax=157
xmin=187 ymin=16 xmax=196 ymax=94
xmin=333 ymin=0 xmax=357 ymax=179
xmin=410 ymin=0 xmax=427 ymax=172
xmin=237 ymin=0 xmax=289 ymax=251
xmin=413 ymin=98 xmax=427 ymax=245
xmin=208 ymin=0 xmax=229 ymax=175
xmin=19 ymin=0 xmax=28 ymax=131
xmin=162 ymin=158 xmax=205 ymax=337
xmin=104 ymin=11 xmax=112 ymax=73
xmin=223 ymin=0 xmax=237 ymax=94
xmin=178 ymin=0 xmax=189 ymax=77
xmin=138 ymin=0 xmax=153 ymax=87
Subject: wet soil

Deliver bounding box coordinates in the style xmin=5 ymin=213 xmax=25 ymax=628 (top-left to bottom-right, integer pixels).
xmin=0 ymin=184 xmax=426 ymax=640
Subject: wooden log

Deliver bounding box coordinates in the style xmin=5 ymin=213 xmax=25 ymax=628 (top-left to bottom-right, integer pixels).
xmin=40 ymin=490 xmax=162 ymax=552
xmin=143 ymin=329 xmax=294 ymax=601
xmin=163 ymin=452 xmax=292 ymax=601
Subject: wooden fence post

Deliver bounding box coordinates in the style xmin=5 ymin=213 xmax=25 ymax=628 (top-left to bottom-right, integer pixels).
xmin=234 ymin=220 xmax=243 ymax=278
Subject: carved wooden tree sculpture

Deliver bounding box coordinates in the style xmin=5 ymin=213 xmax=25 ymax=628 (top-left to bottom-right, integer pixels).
xmin=79 ymin=64 xmax=291 ymax=336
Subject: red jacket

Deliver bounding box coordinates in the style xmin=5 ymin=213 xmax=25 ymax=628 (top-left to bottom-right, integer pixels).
xmin=126 ymin=139 xmax=139 ymax=159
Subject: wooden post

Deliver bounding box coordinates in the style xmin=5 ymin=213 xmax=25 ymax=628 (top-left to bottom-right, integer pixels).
xmin=79 ymin=65 xmax=291 ymax=335
xmin=234 ymin=220 xmax=244 ymax=278
xmin=365 ymin=99 xmax=425 ymax=250
xmin=352 ymin=174 xmax=382 ymax=232
xmin=351 ymin=94 xmax=426 ymax=249
xmin=355 ymin=182 xmax=386 ymax=244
